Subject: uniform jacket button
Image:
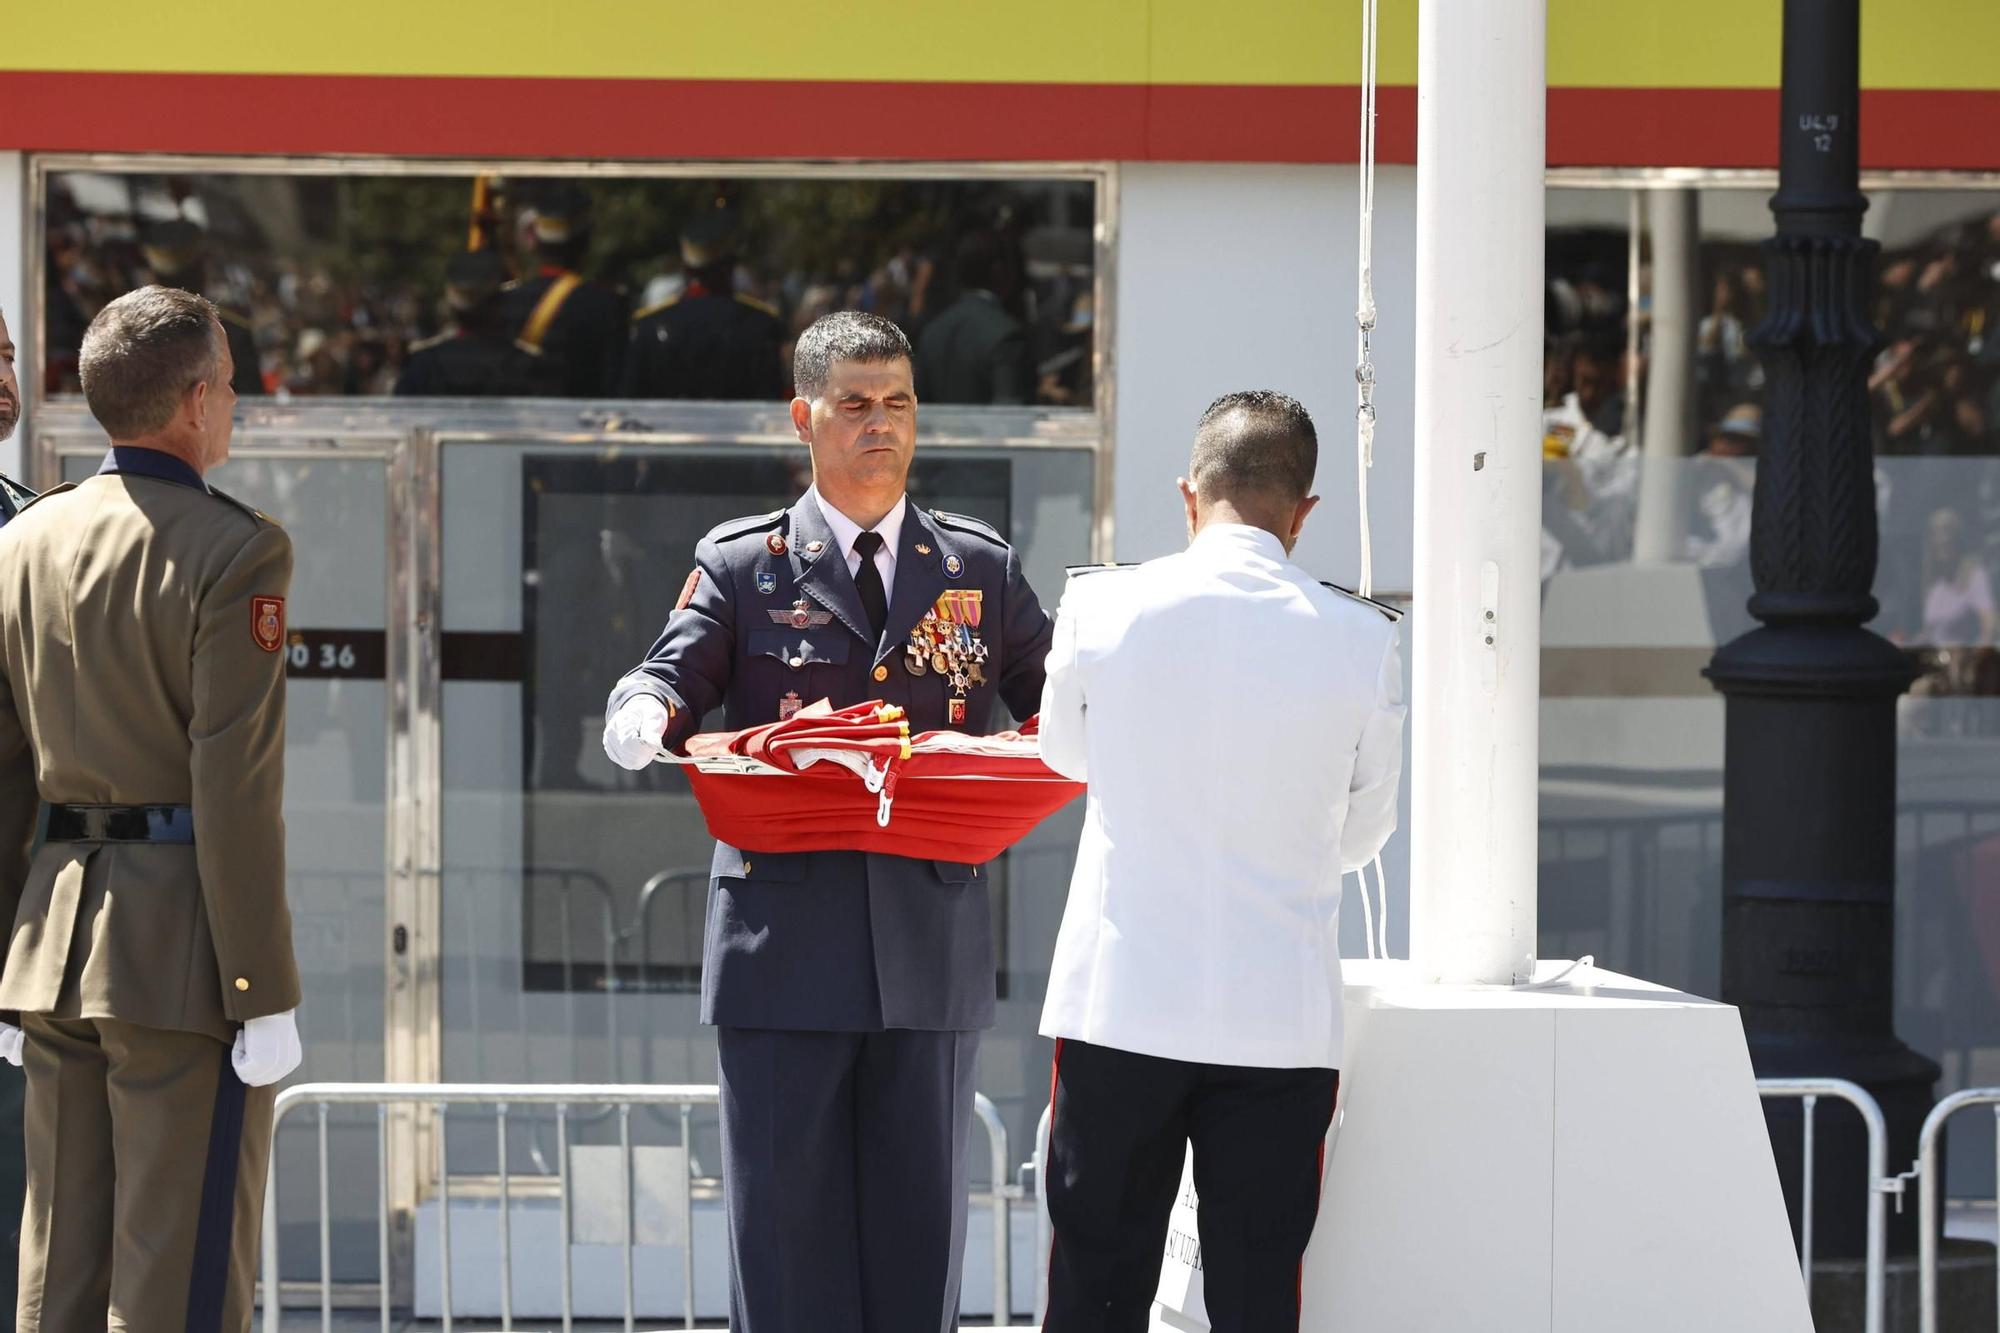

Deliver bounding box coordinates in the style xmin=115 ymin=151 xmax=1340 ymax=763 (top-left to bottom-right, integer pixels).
xmin=872 ymin=665 xmax=889 ymax=682
xmin=234 ymin=977 xmax=251 ymax=992
xmin=789 ymin=655 xmax=804 ymax=669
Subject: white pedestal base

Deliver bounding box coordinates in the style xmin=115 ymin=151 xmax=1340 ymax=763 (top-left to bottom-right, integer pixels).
xmin=1154 ymin=961 xmax=1810 ymax=1332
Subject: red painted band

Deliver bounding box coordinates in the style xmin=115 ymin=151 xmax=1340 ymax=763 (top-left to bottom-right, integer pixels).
xmin=0 ymin=72 xmax=1992 ymax=169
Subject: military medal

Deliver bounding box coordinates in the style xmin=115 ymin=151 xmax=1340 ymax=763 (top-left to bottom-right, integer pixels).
xmin=949 ymin=699 xmax=967 ymax=724
xmin=766 ymin=532 xmax=787 ymax=556
xmin=944 ymin=553 xmax=963 ymax=579
xmin=778 ymin=691 xmax=803 ymax=720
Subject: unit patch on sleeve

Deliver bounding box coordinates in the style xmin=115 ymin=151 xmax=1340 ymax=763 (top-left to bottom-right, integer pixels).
xmin=252 ymin=597 xmax=286 ymax=653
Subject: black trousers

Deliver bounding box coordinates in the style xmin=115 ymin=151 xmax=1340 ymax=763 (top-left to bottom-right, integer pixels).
xmin=715 ymin=1026 xmax=979 ymax=1333
xmin=1043 ymin=1039 xmax=1339 ymax=1333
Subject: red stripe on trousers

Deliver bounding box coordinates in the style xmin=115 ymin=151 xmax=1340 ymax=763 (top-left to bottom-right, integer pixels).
xmin=1297 ymin=1080 xmax=1340 ymax=1329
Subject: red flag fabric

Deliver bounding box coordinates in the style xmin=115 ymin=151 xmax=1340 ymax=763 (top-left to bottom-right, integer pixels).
xmin=663 ymin=699 xmax=1083 ymax=862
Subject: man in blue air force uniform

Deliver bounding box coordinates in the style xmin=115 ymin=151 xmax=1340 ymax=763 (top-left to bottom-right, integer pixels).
xmin=602 ymin=311 xmax=1054 ymax=1331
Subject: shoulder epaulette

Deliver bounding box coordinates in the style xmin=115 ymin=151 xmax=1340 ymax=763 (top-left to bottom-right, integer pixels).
xmin=928 ymin=509 xmax=1008 ymax=546
xmin=733 ymin=293 xmax=781 ymax=319
xmin=1064 ymin=562 xmax=1137 ymax=577
xmin=631 ymin=294 xmax=683 ymax=323
xmin=705 ymin=509 xmax=787 ymax=544
xmin=207 ymin=486 xmax=280 ymax=527
xmin=407 ymin=330 xmax=453 ymax=354
xmin=16 ymin=482 xmax=75 ymax=514
xmin=1319 ymin=581 xmax=1404 ymax=622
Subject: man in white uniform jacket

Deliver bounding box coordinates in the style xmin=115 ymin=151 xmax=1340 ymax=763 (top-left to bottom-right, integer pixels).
xmin=1036 ymin=390 xmax=1406 ymax=1333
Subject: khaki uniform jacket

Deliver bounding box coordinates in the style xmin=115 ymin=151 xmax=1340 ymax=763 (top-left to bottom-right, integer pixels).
xmin=0 ymin=464 xmax=298 ymax=1042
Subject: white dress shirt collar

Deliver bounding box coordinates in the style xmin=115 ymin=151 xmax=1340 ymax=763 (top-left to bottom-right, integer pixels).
xmin=812 ymin=488 xmax=907 ymax=559
xmin=811 ymin=488 xmax=907 ymax=604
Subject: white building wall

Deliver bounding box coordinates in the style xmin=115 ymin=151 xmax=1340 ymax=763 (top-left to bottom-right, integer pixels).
xmin=1110 ymin=162 xmax=1418 ymax=591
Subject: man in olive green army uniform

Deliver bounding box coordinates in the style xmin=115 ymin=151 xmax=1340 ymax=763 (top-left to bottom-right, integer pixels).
xmin=0 ymin=286 xmax=303 ymax=1333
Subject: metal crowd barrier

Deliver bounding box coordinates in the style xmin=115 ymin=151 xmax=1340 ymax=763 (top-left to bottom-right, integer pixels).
xmin=1755 ymin=1078 xmax=1893 ymax=1333
xmin=1024 ymin=1083 xmax=1893 ymax=1333
xmin=261 ymin=1082 xmax=1021 ymax=1333
xmin=1916 ymin=1086 xmax=2000 ymax=1333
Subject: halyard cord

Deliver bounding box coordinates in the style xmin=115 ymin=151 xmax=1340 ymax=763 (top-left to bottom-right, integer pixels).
xmin=1352 ymin=0 xmax=1391 ymax=960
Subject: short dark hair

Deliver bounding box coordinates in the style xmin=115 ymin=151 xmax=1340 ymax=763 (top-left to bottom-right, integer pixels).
xmin=78 ymin=286 xmax=223 ymax=439
xmin=792 ymin=311 xmax=913 ymax=400
xmin=1189 ymin=390 xmax=1318 ymax=504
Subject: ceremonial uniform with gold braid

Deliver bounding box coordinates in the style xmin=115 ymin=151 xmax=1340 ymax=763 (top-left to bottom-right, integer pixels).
xmin=606 ymin=488 xmax=1053 ymax=1332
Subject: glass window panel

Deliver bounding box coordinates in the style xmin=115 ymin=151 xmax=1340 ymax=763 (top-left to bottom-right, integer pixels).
xmin=41 ymin=168 xmax=1099 ymax=407
xmin=1542 ymin=182 xmax=2000 ymax=1200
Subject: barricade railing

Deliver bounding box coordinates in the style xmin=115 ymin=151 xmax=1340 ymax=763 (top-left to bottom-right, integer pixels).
xmin=1754 ymin=1078 xmax=1894 ymax=1333
xmin=1916 ymin=1086 xmax=2000 ymax=1333
xmin=261 ymin=1082 xmax=1020 ymax=1332
xmin=1024 ymin=1082 xmax=1890 ymax=1333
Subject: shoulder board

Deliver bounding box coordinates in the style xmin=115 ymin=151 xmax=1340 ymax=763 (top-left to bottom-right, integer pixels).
xmin=16 ymin=482 xmax=75 ymax=514
xmin=207 ymin=486 xmax=280 ymax=527
xmin=733 ymin=293 xmax=781 ymax=319
xmin=407 ymin=330 xmax=454 ymax=354
xmin=1319 ymin=581 xmax=1404 ymax=622
xmin=500 ymin=278 xmax=523 ymax=293
xmin=928 ymin=509 xmax=1008 ymax=546
xmin=1064 ymin=562 xmax=1138 ymax=577
xmin=631 ymin=294 xmax=683 ymax=323
xmin=704 ymin=509 xmax=788 ymax=544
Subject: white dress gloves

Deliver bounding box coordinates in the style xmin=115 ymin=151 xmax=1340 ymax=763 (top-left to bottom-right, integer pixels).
xmin=604 ymin=695 xmax=672 ymax=771
xmin=233 ymin=1008 xmax=303 ymax=1087
xmin=0 ymin=1014 xmax=299 ymax=1083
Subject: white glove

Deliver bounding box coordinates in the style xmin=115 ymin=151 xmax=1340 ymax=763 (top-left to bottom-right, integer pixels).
xmin=604 ymin=695 xmax=673 ymax=771
xmin=232 ymin=1009 xmax=302 ymax=1088
xmin=0 ymin=1023 xmax=20 ymax=1068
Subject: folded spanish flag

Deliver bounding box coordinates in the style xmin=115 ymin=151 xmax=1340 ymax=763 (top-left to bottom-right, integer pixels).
xmin=660 ymin=699 xmax=1083 ymax=862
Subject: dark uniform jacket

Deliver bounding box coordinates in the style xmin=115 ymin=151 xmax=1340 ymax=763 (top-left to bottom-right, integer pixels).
xmin=618 ymin=290 xmax=786 ymax=401
xmin=395 ymin=328 xmax=553 ymax=397
xmin=915 ymin=291 xmax=1031 ymax=405
xmin=607 ymin=494 xmax=1054 ymax=1031
xmin=501 ymin=269 xmax=627 ymax=398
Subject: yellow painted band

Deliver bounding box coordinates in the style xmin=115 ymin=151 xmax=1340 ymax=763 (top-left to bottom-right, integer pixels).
xmin=9 ymin=1 xmax=1996 ymax=92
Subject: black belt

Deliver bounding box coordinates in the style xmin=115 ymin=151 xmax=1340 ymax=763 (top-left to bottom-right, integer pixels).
xmin=45 ymin=804 xmax=195 ymax=844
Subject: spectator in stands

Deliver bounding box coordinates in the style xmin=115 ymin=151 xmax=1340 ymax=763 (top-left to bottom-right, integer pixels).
xmin=397 ymin=251 xmax=555 ymax=397
xmin=1685 ymin=403 xmax=1759 ymax=570
xmin=618 ymin=208 xmax=785 ymax=401
xmin=142 ymin=220 xmax=264 ymax=397
xmin=915 ymin=230 xmax=1030 ymax=405
xmin=500 ymin=185 xmax=627 ymax=398
xmin=1542 ymin=339 xmax=1638 ymax=567
xmin=1921 ymin=508 xmax=1997 ymax=649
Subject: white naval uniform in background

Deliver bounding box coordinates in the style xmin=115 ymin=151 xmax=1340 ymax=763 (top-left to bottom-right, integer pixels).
xmin=1033 ymin=520 xmax=1406 ymax=1333
xmin=1038 ymin=520 xmax=1405 ymax=1070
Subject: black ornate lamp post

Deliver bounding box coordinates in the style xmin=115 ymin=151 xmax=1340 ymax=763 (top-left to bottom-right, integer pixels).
xmin=1704 ymin=0 xmax=1939 ymax=1260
